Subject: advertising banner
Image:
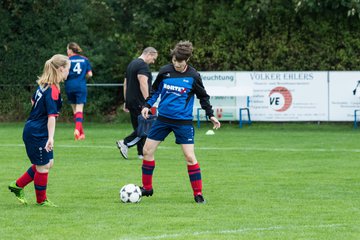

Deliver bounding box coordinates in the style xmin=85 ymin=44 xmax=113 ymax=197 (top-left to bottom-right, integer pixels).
xmin=195 ymin=72 xmax=252 ymax=121
xmin=329 ymin=71 xmax=360 ymax=121
xmin=152 ymin=71 xmax=360 ymax=122
xmin=249 ymin=71 xmax=328 ymax=121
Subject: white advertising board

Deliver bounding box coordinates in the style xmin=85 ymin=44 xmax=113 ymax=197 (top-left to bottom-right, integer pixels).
xmin=249 ymin=71 xmax=328 ymax=121
xmin=195 ymin=72 xmax=252 ymax=121
xmin=329 ymin=71 xmax=360 ymax=121
xmin=152 ymin=70 xmax=360 ymax=122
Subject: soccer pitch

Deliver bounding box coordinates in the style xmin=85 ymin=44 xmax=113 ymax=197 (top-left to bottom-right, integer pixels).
xmin=1 ymin=122 xmax=360 ymax=239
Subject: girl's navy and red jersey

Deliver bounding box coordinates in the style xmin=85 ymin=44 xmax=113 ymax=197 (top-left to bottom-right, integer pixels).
xmin=145 ymin=64 xmax=214 ymax=124
xmin=23 ymin=84 xmax=62 ymax=139
xmin=65 ymin=54 xmax=92 ymax=93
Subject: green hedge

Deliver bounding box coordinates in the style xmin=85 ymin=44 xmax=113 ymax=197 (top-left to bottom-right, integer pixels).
xmin=1 ymin=0 xmax=360 ymax=121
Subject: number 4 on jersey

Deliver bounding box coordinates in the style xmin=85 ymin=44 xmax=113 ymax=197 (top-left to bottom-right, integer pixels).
xmin=73 ymin=62 xmax=82 ymax=74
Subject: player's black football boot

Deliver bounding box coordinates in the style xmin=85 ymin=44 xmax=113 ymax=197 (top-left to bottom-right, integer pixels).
xmin=194 ymin=194 xmax=206 ymax=204
xmin=140 ymin=186 xmax=153 ymax=197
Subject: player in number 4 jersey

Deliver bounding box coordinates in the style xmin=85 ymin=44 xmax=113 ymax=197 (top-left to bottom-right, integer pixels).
xmin=65 ymin=42 xmax=93 ymax=140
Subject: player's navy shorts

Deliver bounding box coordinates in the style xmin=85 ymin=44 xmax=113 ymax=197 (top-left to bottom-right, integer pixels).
xmin=23 ymin=137 xmax=53 ymax=165
xmin=66 ymin=90 xmax=87 ymax=104
xmin=147 ymin=120 xmax=195 ymax=144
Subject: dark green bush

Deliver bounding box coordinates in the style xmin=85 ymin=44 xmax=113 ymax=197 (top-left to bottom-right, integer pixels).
xmin=1 ymin=0 xmax=360 ymax=121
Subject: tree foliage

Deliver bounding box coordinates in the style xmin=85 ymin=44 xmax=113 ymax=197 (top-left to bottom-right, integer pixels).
xmin=1 ymin=0 xmax=360 ymax=120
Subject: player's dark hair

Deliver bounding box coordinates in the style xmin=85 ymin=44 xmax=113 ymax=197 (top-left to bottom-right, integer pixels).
xmin=171 ymin=40 xmax=193 ymax=61
xmin=67 ymin=42 xmax=83 ymax=53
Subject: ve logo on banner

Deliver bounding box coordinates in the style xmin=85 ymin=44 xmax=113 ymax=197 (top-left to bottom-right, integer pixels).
xmin=269 ymin=86 xmax=292 ymax=112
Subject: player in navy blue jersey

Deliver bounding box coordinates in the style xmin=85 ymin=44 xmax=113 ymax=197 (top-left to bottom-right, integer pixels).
xmin=8 ymin=54 xmax=70 ymax=207
xmin=116 ymin=47 xmax=158 ymax=160
xmin=65 ymin=42 xmax=93 ymax=140
xmin=140 ymin=41 xmax=221 ymax=203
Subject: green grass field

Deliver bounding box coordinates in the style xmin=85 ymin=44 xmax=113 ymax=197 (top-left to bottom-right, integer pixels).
xmin=1 ymin=122 xmax=360 ymax=239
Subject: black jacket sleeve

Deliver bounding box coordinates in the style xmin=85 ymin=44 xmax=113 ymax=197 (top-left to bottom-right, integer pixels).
xmin=193 ymin=73 xmax=214 ymax=118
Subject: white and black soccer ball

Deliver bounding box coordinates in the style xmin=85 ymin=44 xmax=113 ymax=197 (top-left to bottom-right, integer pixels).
xmin=120 ymin=184 xmax=142 ymax=203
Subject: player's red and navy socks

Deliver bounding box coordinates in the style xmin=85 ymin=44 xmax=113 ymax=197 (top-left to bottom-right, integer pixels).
xmin=34 ymin=171 xmax=48 ymax=203
xmin=187 ymin=163 xmax=203 ymax=196
xmin=74 ymin=112 xmax=84 ymax=134
xmin=142 ymin=160 xmax=155 ymax=190
xmin=16 ymin=165 xmax=36 ymax=188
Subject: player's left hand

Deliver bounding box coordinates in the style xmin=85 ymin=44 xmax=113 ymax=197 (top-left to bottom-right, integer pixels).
xmin=210 ymin=116 xmax=221 ymax=129
xmin=45 ymin=138 xmax=54 ymax=152
xmin=141 ymin=107 xmax=149 ymax=119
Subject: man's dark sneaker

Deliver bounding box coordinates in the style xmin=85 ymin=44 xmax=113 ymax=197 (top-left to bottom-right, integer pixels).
xmin=194 ymin=194 xmax=206 ymax=204
xmin=140 ymin=186 xmax=153 ymax=197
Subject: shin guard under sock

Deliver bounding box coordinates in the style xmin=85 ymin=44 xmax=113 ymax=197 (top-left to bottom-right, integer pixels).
xmin=16 ymin=165 xmax=36 ymax=188
xmin=187 ymin=163 xmax=203 ymax=196
xmin=142 ymin=160 xmax=155 ymax=190
xmin=34 ymin=171 xmax=48 ymax=203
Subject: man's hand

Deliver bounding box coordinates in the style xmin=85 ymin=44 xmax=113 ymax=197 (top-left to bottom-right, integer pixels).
xmin=123 ymin=103 xmax=129 ymax=113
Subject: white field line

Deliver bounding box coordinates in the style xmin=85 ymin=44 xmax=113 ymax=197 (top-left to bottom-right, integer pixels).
xmin=0 ymin=143 xmax=360 ymax=153
xmin=120 ymin=223 xmax=345 ymax=240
